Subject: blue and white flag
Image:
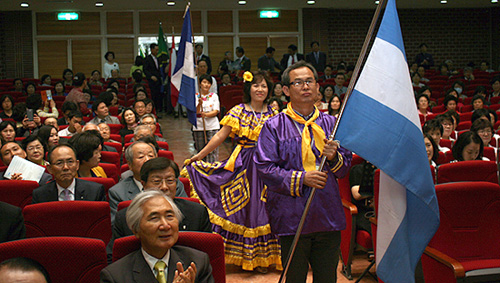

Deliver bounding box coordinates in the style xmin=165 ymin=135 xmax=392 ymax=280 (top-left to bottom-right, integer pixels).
xmin=336 ymin=0 xmax=440 ymax=282
xmin=171 ymin=7 xmax=197 ymax=127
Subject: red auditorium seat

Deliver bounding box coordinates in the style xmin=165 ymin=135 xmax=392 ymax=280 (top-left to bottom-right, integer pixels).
xmin=107 ymin=123 xmax=123 ymax=135
xmin=100 ymin=151 xmax=121 ymax=169
xmin=0 ymin=180 xmax=39 ymax=208
xmin=456 ymin=121 xmax=472 ymax=131
xmin=23 ymin=201 xmax=112 ymax=244
xmin=99 ymin=163 xmax=120 ymax=183
xmin=0 ymin=237 xmax=107 ymax=283
xmin=436 ymin=160 xmax=498 ymax=184
xmin=79 ymin=177 xmax=116 ymax=200
xmin=180 ymin=177 xmax=191 ymax=196
xmin=156 ymin=140 xmax=169 ymax=150
xmin=483 ymin=147 xmax=496 ymax=162
xmin=104 ymin=141 xmax=123 ymax=157
xmin=109 ymin=134 xmax=122 ymax=143
xmin=158 ymin=150 xmax=174 ymax=161
xmin=422 ymin=182 xmax=500 ymax=283
xmin=113 ymin=232 xmax=226 ymax=283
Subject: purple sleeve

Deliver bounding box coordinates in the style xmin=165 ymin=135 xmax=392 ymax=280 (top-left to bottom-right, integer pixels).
xmin=329 ymin=147 xmax=352 ymax=179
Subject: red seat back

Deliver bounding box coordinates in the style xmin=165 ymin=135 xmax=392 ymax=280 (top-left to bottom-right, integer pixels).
xmin=104 ymin=142 xmax=123 ymax=157
xmin=23 ymin=201 xmax=112 ymax=244
xmin=79 ymin=177 xmax=116 ymax=200
xmin=107 ymin=123 xmax=123 ymax=135
xmin=99 ymin=163 xmax=120 ymax=183
xmin=180 ymin=177 xmax=191 ymax=196
xmin=0 ymin=180 xmax=39 ymax=208
xmin=100 ymin=151 xmax=121 ymax=169
xmin=113 ymin=232 xmax=226 ymax=283
xmin=0 ymin=237 xmax=107 ymax=283
xmin=437 ymin=160 xmax=498 ymax=184
xmin=158 ymin=150 xmax=174 ymax=161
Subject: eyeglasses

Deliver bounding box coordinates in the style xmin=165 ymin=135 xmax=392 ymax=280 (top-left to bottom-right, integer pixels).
xmin=150 ymin=178 xmax=177 ymax=186
xmin=52 ymin=159 xmax=77 ymax=168
xmin=291 ymin=79 xmax=316 ymax=88
xmin=27 ymin=145 xmax=43 ymax=151
xmin=478 ymin=129 xmax=492 ymax=135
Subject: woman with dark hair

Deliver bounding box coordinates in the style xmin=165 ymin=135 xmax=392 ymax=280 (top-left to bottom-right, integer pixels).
xmin=451 ymin=80 xmax=466 ymax=99
xmin=134 ymin=89 xmax=148 ymax=101
xmin=185 ymin=71 xmax=281 ymax=272
xmin=143 ymin=98 xmax=154 ymax=115
xmin=272 ymin=81 xmax=287 ymax=102
xmin=13 ymin=103 xmax=41 ymax=138
xmin=443 ymin=94 xmax=460 ymax=113
xmin=62 ymin=69 xmax=73 ymax=86
xmin=322 ymin=84 xmax=335 ymax=103
xmin=452 ymin=131 xmax=483 ymax=161
xmin=417 ymin=93 xmax=432 ymax=117
xmin=119 ymin=107 xmax=139 ymax=139
xmin=328 ymin=94 xmax=341 ymax=117
xmin=22 ymin=135 xmax=48 ymax=165
xmin=472 ymin=94 xmax=485 ymax=111
xmin=38 ymin=125 xmax=59 ymax=149
xmin=27 ymin=93 xmax=58 ymax=118
xmin=192 ymin=74 xmax=220 ymax=163
xmin=0 ymin=121 xmax=16 ymax=143
xmin=89 ymin=70 xmax=104 ymax=87
xmin=68 ymin=130 xmax=106 ymax=178
xmin=53 ymin=81 xmax=66 ymax=96
xmin=25 ymin=82 xmax=36 ymax=96
xmin=40 ymin=74 xmax=51 ymax=86
xmin=489 ymin=76 xmax=500 ymax=101
xmin=268 ymin=97 xmax=283 ymax=112
xmin=0 ymin=94 xmax=14 ymax=119
xmin=103 ymin=51 xmax=119 ymax=80
xmin=424 ymin=134 xmax=438 ymax=166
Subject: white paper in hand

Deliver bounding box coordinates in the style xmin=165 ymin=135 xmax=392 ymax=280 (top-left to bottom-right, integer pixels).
xmin=4 ymin=156 xmax=45 ymax=182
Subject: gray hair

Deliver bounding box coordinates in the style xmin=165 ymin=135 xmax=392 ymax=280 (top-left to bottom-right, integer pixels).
xmin=281 ymin=60 xmax=319 ymax=86
xmin=83 ymin=123 xmax=101 ymax=131
xmin=126 ymin=189 xmax=184 ymax=233
xmin=124 ymin=141 xmax=157 ymax=164
xmin=134 ymin=124 xmax=152 ymax=136
xmin=139 ymin=113 xmax=157 ymax=124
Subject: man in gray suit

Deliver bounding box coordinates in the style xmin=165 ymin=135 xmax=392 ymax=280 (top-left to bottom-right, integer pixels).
xmin=100 ymin=190 xmax=214 ymax=283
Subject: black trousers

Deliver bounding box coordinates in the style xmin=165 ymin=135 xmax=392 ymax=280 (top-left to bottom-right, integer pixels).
xmin=149 ymin=80 xmax=163 ymax=113
xmin=280 ymin=231 xmax=341 ymax=283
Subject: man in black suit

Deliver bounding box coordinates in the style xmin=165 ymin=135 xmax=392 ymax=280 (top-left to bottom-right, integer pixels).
xmin=0 ymin=141 xmax=52 ymax=185
xmin=100 ymin=190 xmax=214 ymax=283
xmin=258 ymin=47 xmax=281 ymax=73
xmin=31 ymin=144 xmax=106 ymax=204
xmin=218 ymin=51 xmax=233 ymax=74
xmin=0 ymin=201 xmax=25 ymax=243
xmin=195 ymin=44 xmax=212 ymax=75
xmin=305 ymin=41 xmax=327 ymax=73
xmin=280 ymin=44 xmax=305 ymax=70
xmin=144 ymin=43 xmax=163 ymax=115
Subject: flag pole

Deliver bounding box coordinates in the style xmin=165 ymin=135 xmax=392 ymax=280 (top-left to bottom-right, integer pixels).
xmin=278 ymin=0 xmax=387 ymax=282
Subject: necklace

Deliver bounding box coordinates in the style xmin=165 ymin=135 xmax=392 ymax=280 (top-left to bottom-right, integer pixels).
xmin=249 ymin=104 xmax=265 ymax=125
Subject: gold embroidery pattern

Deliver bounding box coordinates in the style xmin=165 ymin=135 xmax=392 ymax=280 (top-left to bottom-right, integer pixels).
xmin=221 ymin=170 xmax=250 ymax=216
xmin=260 ymin=185 xmax=267 ymax=202
xmin=192 ymin=160 xmax=225 ymax=177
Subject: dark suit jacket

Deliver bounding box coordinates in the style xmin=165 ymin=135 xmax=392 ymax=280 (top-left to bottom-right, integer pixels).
xmin=280 ymin=53 xmax=305 ymax=70
xmin=197 ymin=54 xmax=212 ymax=74
xmin=31 ymin=179 xmax=106 ymax=204
xmin=218 ymin=59 xmax=233 ymax=73
xmin=257 ymin=55 xmax=281 ymax=72
xmin=0 ymin=201 xmax=25 ymax=243
xmin=235 ymin=56 xmax=251 ymax=72
xmin=143 ymin=55 xmax=162 ymax=87
xmin=100 ymin=247 xmax=214 ymax=283
xmin=0 ymin=171 xmax=52 ymax=186
xmin=305 ymin=51 xmax=327 ymax=73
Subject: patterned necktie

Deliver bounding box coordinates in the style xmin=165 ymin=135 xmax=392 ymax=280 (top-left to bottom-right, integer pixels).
xmin=63 ymin=189 xmax=70 ymax=201
xmin=154 ymin=261 xmax=167 ymax=283
xmin=100 ymin=119 xmax=106 ymax=124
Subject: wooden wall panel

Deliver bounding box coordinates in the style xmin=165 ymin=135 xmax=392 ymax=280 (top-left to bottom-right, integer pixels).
xmin=107 ymin=38 xmax=135 ymax=78
xmin=239 ymin=37 xmax=268 ymax=72
xmin=139 ymin=11 xmax=201 ymax=34
xmin=207 ymin=36 xmax=233 ymax=73
xmin=38 ymin=41 xmax=68 ymax=79
xmin=107 ymin=12 xmax=133 ymax=34
xmin=207 ymin=11 xmax=233 ymax=33
xmin=72 ymin=40 xmax=101 ymax=77
xmin=239 ymin=10 xmax=298 ymax=33
xmin=270 ymin=37 xmax=299 ymax=61
xmin=36 ymin=12 xmax=100 ymax=35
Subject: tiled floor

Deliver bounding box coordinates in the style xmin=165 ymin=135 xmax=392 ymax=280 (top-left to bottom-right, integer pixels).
xmin=159 ymin=114 xmax=377 ymax=282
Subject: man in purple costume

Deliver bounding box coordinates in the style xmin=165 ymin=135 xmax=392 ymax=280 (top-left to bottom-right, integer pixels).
xmin=255 ymin=61 xmax=352 ymax=282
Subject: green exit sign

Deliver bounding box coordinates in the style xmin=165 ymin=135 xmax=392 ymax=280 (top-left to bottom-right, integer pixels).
xmin=57 ymin=12 xmax=79 ymax=21
xmin=259 ymin=10 xmax=280 ymax=19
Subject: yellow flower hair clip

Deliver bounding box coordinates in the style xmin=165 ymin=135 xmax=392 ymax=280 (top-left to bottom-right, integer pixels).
xmin=243 ymin=71 xmax=253 ymax=83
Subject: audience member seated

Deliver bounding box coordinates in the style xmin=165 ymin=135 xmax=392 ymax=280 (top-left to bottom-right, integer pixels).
xmin=119 ymin=108 xmax=139 ymax=139
xmin=333 ymin=73 xmax=347 ymax=95
xmin=471 ymin=119 xmax=497 ymax=148
xmin=219 ymin=72 xmax=232 ymax=90
xmin=26 ymin=93 xmax=59 ymax=118
xmin=25 ymin=82 xmax=36 ymax=96
xmin=471 ymin=108 xmax=495 ymax=125
xmin=133 ymin=83 xmax=146 ymax=95
xmin=272 ymin=82 xmax=287 ymax=102
xmin=39 ymin=75 xmax=51 ymax=87
xmin=132 ymin=125 xmax=164 ymax=143
xmin=348 ymin=160 xmax=375 ymax=235
xmin=472 ymin=94 xmax=486 ymax=111
xmin=0 ymin=201 xmax=25 ymax=244
xmin=64 ymin=72 xmax=90 ymax=116
xmin=416 ymin=93 xmax=432 ymax=117
xmin=62 ymin=68 xmax=74 ymax=86
xmin=130 ymin=56 xmax=145 ymax=77
xmin=32 ymin=144 xmax=106 ymax=203
xmin=137 ymin=114 xmax=166 ymax=142
xmin=89 ymin=70 xmax=104 ymax=87
xmin=436 ymin=113 xmax=455 ymax=141
xmin=0 ymin=121 xmax=16 ymax=143
xmin=314 ymin=92 xmax=328 ymax=111
xmin=37 ymin=125 xmax=59 ymax=149
xmin=53 ymin=81 xmax=66 ymax=96
xmin=446 ymin=110 xmax=460 ymax=135
xmin=57 ymin=101 xmax=77 ymax=126
xmin=328 ymin=95 xmax=341 ymax=118
xmin=450 ymin=81 xmax=466 ymax=99
xmin=143 ymin=98 xmax=155 ymax=116
xmin=417 ymin=66 xmax=429 ymax=83
xmin=443 ymin=94 xmax=460 ymax=114
xmin=108 ymin=141 xmax=158 ymax=222
xmin=424 ymin=134 xmax=439 ymax=166
xmin=0 ymin=257 xmax=50 ymax=283
xmin=68 ymin=131 xmax=107 ymax=178
xmin=83 ymin=123 xmax=117 ymax=153
xmin=0 ymin=94 xmax=14 ymax=119
xmin=101 ymin=190 xmax=213 ymax=282
xmin=88 ymin=98 xmax=120 ymax=125
xmin=423 ymin=119 xmax=449 ymax=152
xmin=320 ymin=64 xmax=334 ymax=80
xmin=107 ymin=79 xmax=124 ymax=97
xmin=108 ymin=158 xmax=211 ymax=261
xmin=43 ymin=117 xmax=59 ymax=130
xmin=108 ymin=91 xmax=123 ymax=114
xmin=268 ymin=97 xmax=283 ymax=112
xmin=488 ymin=76 xmax=500 ymax=102
xmin=12 ymin=78 xmax=23 ymax=93
xmin=98 ymin=123 xmax=120 ymax=144
xmin=462 ymin=66 xmax=475 ymax=81
xmin=58 ymin=111 xmax=83 ymax=137
xmin=13 ymin=105 xmax=42 ymax=138
xmin=0 ymin=141 xmax=52 ymax=185
xmin=133 ymin=100 xmax=147 ymax=119
xmin=21 ymin=135 xmax=48 ymax=166
xmin=134 ymin=89 xmax=148 ymax=102
xmin=451 ymin=131 xmax=484 ymax=162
